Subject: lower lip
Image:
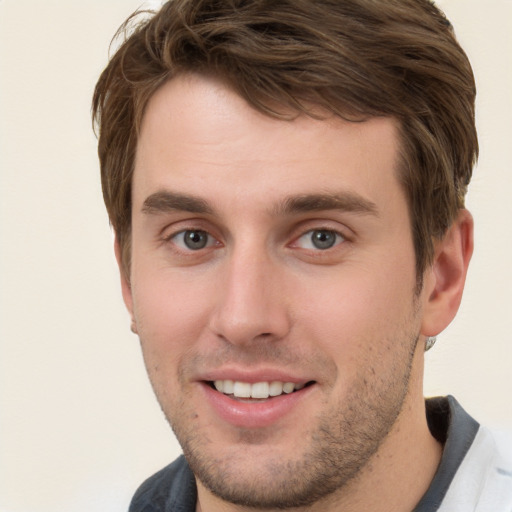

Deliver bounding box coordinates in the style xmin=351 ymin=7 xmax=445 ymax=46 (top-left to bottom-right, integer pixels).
xmin=200 ymin=382 xmax=315 ymax=429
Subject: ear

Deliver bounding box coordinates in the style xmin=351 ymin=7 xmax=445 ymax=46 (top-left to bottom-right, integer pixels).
xmin=114 ymin=235 xmax=136 ymax=332
xmin=420 ymin=209 xmax=474 ymax=337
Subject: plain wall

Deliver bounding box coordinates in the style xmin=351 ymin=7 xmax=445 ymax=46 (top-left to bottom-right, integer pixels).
xmin=0 ymin=1 xmax=511 ymax=511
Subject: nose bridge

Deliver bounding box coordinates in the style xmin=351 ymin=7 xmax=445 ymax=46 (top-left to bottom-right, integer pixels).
xmin=209 ymin=239 xmax=290 ymax=345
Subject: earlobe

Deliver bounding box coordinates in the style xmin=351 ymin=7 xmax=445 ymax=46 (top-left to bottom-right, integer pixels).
xmin=114 ymin=235 xmax=135 ymax=325
xmin=421 ymin=209 xmax=474 ymax=337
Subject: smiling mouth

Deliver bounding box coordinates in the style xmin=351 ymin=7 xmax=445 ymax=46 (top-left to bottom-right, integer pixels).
xmin=208 ymin=380 xmax=315 ymax=400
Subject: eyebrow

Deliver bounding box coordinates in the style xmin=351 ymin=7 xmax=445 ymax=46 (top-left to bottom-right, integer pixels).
xmin=141 ymin=189 xmax=378 ymax=218
xmin=275 ymin=192 xmax=379 ymax=217
xmin=142 ymin=191 xmax=214 ymax=215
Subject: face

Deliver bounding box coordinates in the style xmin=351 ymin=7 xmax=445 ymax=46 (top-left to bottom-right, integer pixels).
xmin=125 ymin=74 xmax=427 ymax=509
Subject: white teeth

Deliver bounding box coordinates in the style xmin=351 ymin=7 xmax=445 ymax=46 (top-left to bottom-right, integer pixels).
xmin=251 ymin=382 xmax=270 ymax=399
xmin=213 ymin=380 xmax=307 ymax=399
xmin=269 ymin=381 xmax=284 ymax=396
xmin=233 ymin=381 xmax=252 ymax=398
xmin=223 ymin=380 xmax=234 ymax=394
xmin=283 ymin=382 xmax=295 ymax=394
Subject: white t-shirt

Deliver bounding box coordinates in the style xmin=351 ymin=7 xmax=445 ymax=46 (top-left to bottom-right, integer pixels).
xmin=438 ymin=426 xmax=512 ymax=511
xmin=415 ymin=396 xmax=512 ymax=511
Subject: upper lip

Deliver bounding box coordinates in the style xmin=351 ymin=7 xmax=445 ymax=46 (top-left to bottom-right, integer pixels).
xmin=196 ymin=368 xmax=313 ymax=385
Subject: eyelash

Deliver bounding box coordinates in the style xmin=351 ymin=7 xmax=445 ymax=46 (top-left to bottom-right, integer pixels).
xmin=167 ymin=229 xmax=219 ymax=251
xmin=293 ymin=229 xmax=345 ymax=251
xmin=162 ymin=226 xmax=347 ymax=255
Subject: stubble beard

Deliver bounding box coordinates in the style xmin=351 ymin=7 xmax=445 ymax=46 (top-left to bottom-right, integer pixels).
xmin=160 ymin=331 xmax=419 ymax=510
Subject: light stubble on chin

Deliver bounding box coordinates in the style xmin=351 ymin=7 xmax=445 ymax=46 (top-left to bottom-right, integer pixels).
xmin=162 ymin=331 xmax=419 ymax=510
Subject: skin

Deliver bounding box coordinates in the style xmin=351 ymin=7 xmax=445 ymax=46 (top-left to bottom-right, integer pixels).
xmin=118 ymin=74 xmax=473 ymax=511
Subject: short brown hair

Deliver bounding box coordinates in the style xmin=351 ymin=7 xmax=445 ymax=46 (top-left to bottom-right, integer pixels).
xmin=92 ymin=0 xmax=478 ymax=282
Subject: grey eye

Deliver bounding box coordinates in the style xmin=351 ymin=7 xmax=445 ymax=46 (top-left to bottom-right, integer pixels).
xmin=296 ymin=229 xmax=344 ymax=250
xmin=179 ymin=230 xmax=210 ymax=250
xmin=184 ymin=230 xmax=208 ymax=250
xmin=311 ymin=230 xmax=337 ymax=249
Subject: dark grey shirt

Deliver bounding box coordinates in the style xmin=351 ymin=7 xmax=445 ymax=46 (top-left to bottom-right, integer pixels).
xmin=129 ymin=396 xmax=479 ymax=512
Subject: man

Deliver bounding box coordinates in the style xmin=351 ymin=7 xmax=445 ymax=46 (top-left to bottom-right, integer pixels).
xmin=92 ymin=0 xmax=512 ymax=510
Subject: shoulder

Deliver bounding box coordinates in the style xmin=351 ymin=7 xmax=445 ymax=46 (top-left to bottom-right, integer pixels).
xmin=420 ymin=396 xmax=512 ymax=511
xmin=129 ymin=455 xmax=197 ymax=512
xmin=484 ymin=427 xmax=512 ymax=489
xmin=491 ymin=428 xmax=512 ymax=462
xmin=440 ymin=421 xmax=512 ymax=511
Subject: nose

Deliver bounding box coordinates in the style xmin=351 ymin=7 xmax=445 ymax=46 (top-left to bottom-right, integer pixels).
xmin=208 ymin=246 xmax=291 ymax=346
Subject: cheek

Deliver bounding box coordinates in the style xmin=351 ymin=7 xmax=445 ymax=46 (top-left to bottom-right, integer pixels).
xmin=297 ymin=260 xmax=417 ymax=364
xmin=131 ymin=268 xmax=216 ymax=360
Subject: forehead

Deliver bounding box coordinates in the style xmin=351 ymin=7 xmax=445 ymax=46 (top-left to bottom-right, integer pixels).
xmin=133 ymin=74 xmax=404 ymax=215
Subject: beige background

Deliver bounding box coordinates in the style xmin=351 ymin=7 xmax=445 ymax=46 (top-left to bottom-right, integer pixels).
xmin=0 ymin=1 xmax=511 ymax=511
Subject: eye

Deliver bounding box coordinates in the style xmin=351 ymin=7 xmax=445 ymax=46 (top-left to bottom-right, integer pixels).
xmin=171 ymin=229 xmax=216 ymax=251
xmin=295 ymin=229 xmax=344 ymax=250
